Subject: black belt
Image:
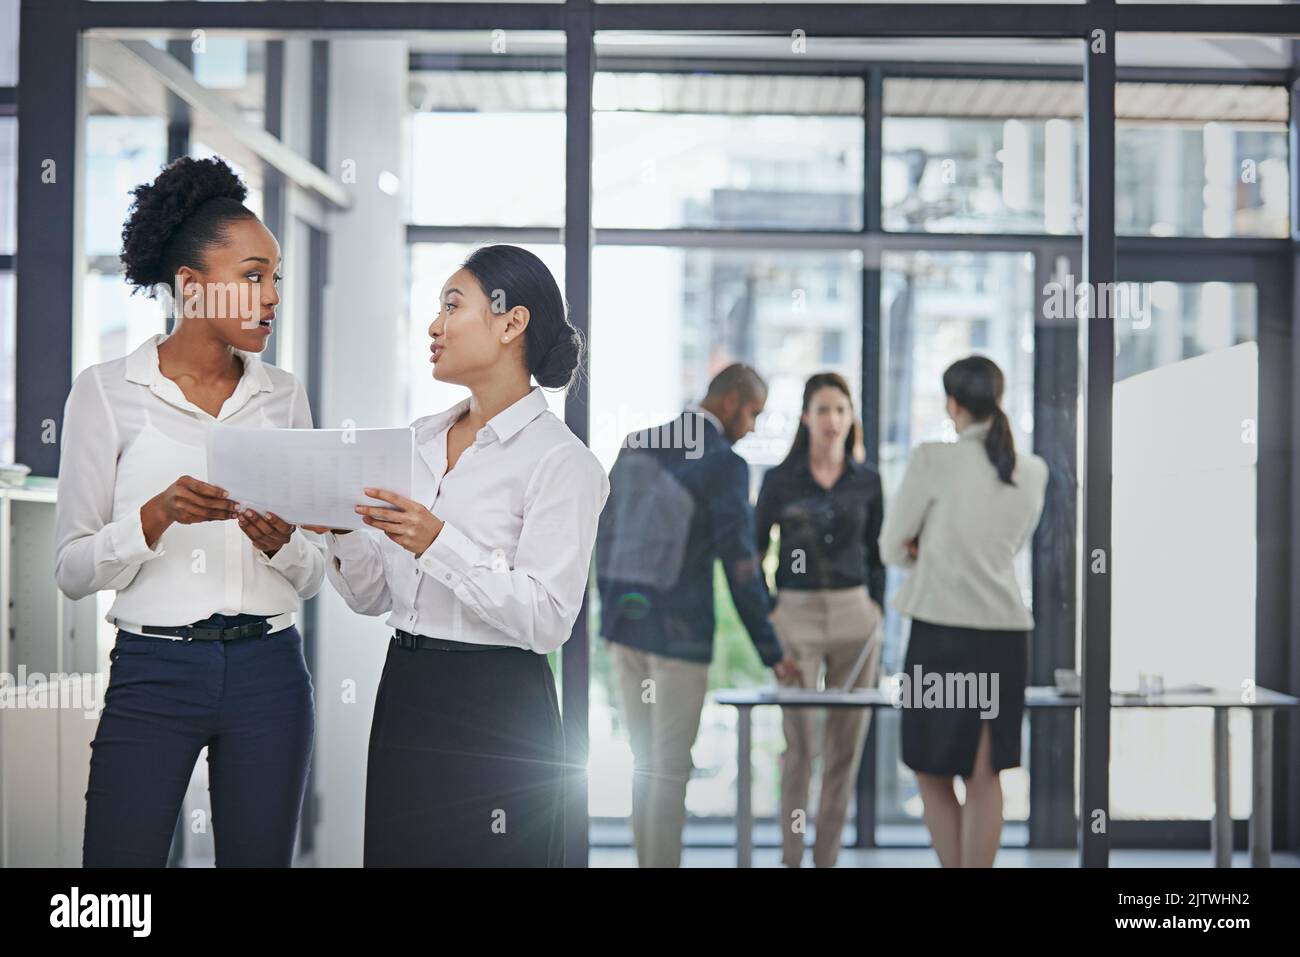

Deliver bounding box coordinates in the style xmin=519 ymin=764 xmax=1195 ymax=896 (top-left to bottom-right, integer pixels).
xmin=393 ymin=629 xmax=512 ymax=652
xmin=138 ymin=618 xmax=275 ymax=642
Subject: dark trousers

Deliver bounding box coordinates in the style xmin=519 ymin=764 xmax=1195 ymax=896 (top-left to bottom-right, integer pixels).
xmin=364 ymin=636 xmax=566 ymax=867
xmin=82 ymin=625 xmax=315 ymax=867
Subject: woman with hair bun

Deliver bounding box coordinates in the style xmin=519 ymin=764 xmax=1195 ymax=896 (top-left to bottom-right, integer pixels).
xmin=306 ymin=244 xmax=609 ymax=866
xmin=878 ymin=355 xmax=1048 ymax=868
xmin=55 ymin=155 xmax=322 ymax=867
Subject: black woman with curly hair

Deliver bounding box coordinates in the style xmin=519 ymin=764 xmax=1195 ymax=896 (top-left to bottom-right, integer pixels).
xmin=54 ymin=155 xmax=323 ymax=867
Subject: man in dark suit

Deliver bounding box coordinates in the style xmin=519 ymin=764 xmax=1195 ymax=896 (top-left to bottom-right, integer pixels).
xmin=597 ymin=363 xmax=797 ymax=868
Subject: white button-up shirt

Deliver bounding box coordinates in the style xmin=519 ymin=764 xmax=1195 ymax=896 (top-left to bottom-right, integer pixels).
xmin=54 ymin=333 xmax=326 ymax=626
xmin=323 ymin=386 xmax=611 ymax=654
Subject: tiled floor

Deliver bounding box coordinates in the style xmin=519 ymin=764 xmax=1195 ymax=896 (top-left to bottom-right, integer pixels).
xmin=589 ymin=846 xmax=1300 ymax=868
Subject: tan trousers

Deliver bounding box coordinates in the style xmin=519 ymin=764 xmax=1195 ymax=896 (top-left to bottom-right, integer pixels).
xmin=773 ymin=585 xmax=883 ymax=868
xmin=611 ymin=642 xmax=711 ymax=868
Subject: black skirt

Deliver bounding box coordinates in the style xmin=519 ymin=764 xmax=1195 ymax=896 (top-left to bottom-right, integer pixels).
xmin=363 ymin=636 xmax=566 ymax=867
xmin=900 ymin=618 xmax=1029 ymax=777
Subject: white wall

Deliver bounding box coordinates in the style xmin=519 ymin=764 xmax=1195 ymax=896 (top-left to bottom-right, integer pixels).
xmin=1110 ymin=341 xmax=1258 ymax=819
xmin=1111 ymin=340 xmax=1257 ymax=687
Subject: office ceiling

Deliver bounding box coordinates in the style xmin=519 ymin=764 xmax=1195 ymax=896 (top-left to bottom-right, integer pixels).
xmin=405 ymin=70 xmax=1291 ymax=123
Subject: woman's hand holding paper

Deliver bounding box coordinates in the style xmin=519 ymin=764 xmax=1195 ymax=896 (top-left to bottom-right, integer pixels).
xmin=237 ymin=508 xmax=296 ymax=557
xmin=355 ymin=487 xmax=444 ymax=556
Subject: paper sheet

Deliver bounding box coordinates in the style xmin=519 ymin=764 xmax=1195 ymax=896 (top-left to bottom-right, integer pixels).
xmin=205 ymin=425 xmax=413 ymax=531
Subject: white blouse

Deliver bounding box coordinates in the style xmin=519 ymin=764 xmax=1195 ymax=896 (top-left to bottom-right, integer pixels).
xmin=323 ymin=385 xmax=610 ymax=654
xmin=54 ymin=333 xmax=325 ymax=627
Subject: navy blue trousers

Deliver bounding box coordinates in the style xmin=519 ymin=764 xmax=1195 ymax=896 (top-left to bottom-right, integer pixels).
xmin=82 ymin=623 xmax=315 ymax=867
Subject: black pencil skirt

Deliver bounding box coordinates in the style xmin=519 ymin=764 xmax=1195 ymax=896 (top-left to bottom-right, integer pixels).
xmin=363 ymin=635 xmax=566 ymax=867
xmin=900 ymin=618 xmax=1029 ymax=778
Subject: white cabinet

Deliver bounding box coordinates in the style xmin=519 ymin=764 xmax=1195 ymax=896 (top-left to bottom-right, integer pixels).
xmin=0 ymin=480 xmax=106 ymax=867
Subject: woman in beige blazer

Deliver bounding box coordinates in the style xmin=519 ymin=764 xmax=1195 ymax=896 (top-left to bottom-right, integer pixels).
xmin=879 ymin=355 xmax=1048 ymax=868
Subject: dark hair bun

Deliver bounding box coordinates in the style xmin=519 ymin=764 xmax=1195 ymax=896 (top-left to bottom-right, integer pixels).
xmin=460 ymin=244 xmax=584 ymax=392
xmin=534 ymin=326 xmax=582 ymax=390
xmin=120 ymin=155 xmax=251 ymax=292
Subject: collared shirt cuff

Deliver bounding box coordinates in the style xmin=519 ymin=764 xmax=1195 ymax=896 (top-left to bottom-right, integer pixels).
xmin=112 ymin=509 xmax=166 ymax=564
xmin=326 ymin=529 xmax=373 ymax=561
xmin=417 ymin=519 xmax=489 ymax=588
xmin=259 ymin=533 xmax=308 ymax=571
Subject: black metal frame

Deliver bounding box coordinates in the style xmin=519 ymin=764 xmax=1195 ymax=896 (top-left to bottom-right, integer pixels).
xmin=561 ymin=0 xmax=595 ymax=868
xmin=1289 ymin=48 xmax=1300 ymax=863
xmin=11 ymin=0 xmax=1300 ymax=869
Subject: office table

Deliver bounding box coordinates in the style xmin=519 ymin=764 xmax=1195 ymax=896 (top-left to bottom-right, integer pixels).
xmin=714 ymin=685 xmax=1300 ymax=868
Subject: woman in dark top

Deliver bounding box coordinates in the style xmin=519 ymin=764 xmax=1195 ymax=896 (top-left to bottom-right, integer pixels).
xmin=755 ymin=371 xmax=886 ymax=868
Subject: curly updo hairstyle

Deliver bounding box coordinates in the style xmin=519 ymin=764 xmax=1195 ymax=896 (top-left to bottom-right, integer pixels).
xmin=461 ymin=245 xmax=583 ymax=391
xmin=119 ymin=155 xmax=258 ymax=296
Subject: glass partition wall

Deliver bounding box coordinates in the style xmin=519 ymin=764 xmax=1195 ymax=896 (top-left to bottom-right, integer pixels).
xmin=0 ymin=0 xmax=16 ymax=466
xmin=11 ymin=1 xmax=1299 ymax=867
xmin=1108 ymin=32 xmax=1293 ymax=857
